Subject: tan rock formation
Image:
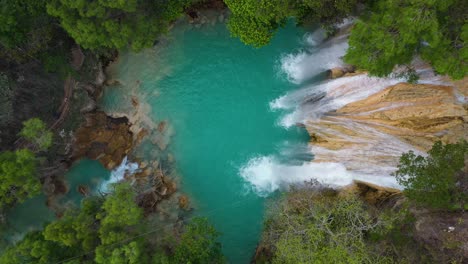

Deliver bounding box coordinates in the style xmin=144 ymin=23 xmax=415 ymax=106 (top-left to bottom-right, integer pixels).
xmin=305 ymin=73 xmax=467 ymax=179
xmin=334 ymin=82 xmax=467 ymax=150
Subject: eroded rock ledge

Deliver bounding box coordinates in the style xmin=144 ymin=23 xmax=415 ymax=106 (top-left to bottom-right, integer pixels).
xmin=71 ymin=111 xmax=133 ymax=170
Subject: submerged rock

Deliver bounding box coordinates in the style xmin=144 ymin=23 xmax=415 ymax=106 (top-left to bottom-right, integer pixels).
xmin=178 ymin=195 xmax=190 ymax=210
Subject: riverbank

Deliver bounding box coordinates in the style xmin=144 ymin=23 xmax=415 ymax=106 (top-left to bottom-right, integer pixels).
xmin=253 ymin=179 xmax=468 ymax=263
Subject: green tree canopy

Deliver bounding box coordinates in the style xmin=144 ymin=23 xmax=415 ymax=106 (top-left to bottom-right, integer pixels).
xmin=0 ymin=0 xmax=50 ymax=48
xmin=0 ymin=231 xmax=74 ymax=264
xmin=261 ymin=185 xmax=392 ymax=264
xmin=1 ymin=183 xmax=225 ymax=263
xmin=0 ymin=149 xmax=40 ymax=207
xmin=173 ymin=217 xmax=224 ymax=264
xmin=345 ymin=0 xmax=467 ymax=79
xmin=225 ymin=0 xmax=359 ymax=47
xmin=46 ymin=0 xmax=196 ymax=51
xmin=0 ymin=0 xmax=55 ymax=62
xmin=19 ymin=118 xmax=53 ymax=151
xmin=394 ymin=140 xmax=468 ymax=210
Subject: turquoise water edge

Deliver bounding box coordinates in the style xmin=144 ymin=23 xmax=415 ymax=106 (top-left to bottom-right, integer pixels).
xmin=103 ymin=20 xmax=311 ymax=262
xmin=5 ymin=20 xmax=314 ymax=263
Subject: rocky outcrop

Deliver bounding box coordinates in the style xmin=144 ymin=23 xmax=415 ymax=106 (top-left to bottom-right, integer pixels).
xmin=337 ymin=82 xmax=467 ymax=150
xmin=343 ymin=180 xmax=402 ymax=208
xmin=304 ymin=72 xmax=467 ymax=178
xmin=309 ymin=81 xmax=467 ymax=152
xmin=328 ymin=65 xmax=357 ymax=79
xmin=71 ymin=111 xmax=133 ymax=169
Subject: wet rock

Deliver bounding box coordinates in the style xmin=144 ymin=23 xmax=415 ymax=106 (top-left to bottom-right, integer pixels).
xmin=157 ymin=120 xmax=167 ymax=133
xmin=178 ymin=195 xmax=190 ymax=210
xmin=162 ymin=177 xmax=177 ymax=196
xmin=77 ymin=185 xmax=89 ymax=196
xmin=131 ymin=96 xmax=139 ymax=107
xmin=328 ymin=65 xmax=356 ymax=79
xmin=139 ymin=161 xmax=148 ymax=169
xmin=136 ymin=128 xmax=149 ymax=145
xmin=71 ymin=111 xmax=133 ymax=170
xmin=329 ymin=68 xmax=345 ymax=79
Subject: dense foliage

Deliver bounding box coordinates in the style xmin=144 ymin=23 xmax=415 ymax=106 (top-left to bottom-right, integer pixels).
xmin=0 ymin=73 xmax=14 ymax=126
xmin=46 ymin=0 xmax=198 ymax=51
xmin=224 ymin=0 xmax=358 ymax=47
xmin=225 ymin=0 xmax=466 ymax=80
xmin=394 ymin=140 xmax=468 ymax=210
xmin=0 ymin=149 xmax=39 ymax=208
xmin=261 ymin=185 xmax=393 ymax=263
xmin=0 ymin=183 xmax=224 ymax=264
xmin=345 ymin=0 xmax=467 ymax=79
xmin=19 ymin=118 xmax=53 ymax=151
xmin=173 ymin=217 xmax=225 ymax=264
xmin=0 ymin=0 xmax=55 ymax=62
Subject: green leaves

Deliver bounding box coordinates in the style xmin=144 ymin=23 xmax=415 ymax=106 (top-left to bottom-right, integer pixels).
xmin=263 ymin=187 xmax=391 ymax=264
xmin=225 ymin=0 xmax=358 ymax=47
xmin=394 ymin=140 xmax=468 ymax=210
xmin=0 ymin=149 xmax=39 ymax=207
xmin=19 ymin=118 xmax=53 ymax=151
xmin=1 ymin=180 xmax=225 ymax=263
xmin=345 ymin=0 xmax=467 ymax=79
xmin=46 ymin=0 xmax=194 ymax=51
xmin=173 ymin=217 xmax=225 ymax=264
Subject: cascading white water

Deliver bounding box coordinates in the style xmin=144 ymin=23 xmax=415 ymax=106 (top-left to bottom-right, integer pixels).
xmin=241 ymin=28 xmax=451 ymax=194
xmin=99 ymin=156 xmax=139 ymax=192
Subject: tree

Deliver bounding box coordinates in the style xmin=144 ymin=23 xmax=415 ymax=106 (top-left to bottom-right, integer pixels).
xmin=0 ymin=73 xmax=14 ymax=126
xmin=1 ymin=182 xmax=225 ymax=263
xmin=225 ymin=0 xmax=359 ymax=47
xmin=345 ymin=0 xmax=467 ymax=79
xmin=19 ymin=118 xmax=53 ymax=151
xmin=46 ymin=0 xmax=196 ymax=51
xmin=0 ymin=0 xmax=54 ymax=62
xmin=394 ymin=140 xmax=468 ymax=210
xmin=0 ymin=231 xmax=72 ymax=264
xmin=259 ymin=183 xmax=393 ymax=264
xmin=0 ymin=149 xmax=40 ymax=207
xmin=173 ymin=217 xmax=224 ymax=264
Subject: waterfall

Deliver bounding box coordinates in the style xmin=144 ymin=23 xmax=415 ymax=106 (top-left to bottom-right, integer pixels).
xmin=99 ymin=156 xmax=139 ymax=192
xmin=241 ymin=29 xmax=455 ymax=194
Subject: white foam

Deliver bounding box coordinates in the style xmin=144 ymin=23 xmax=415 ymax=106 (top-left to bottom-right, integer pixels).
xmin=303 ymin=29 xmax=327 ymax=46
xmin=240 ymin=156 xmax=354 ymax=195
xmin=279 ymin=35 xmax=348 ymax=84
xmin=276 ymin=75 xmax=402 ymax=127
xmin=100 ymin=156 xmax=139 ymax=192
